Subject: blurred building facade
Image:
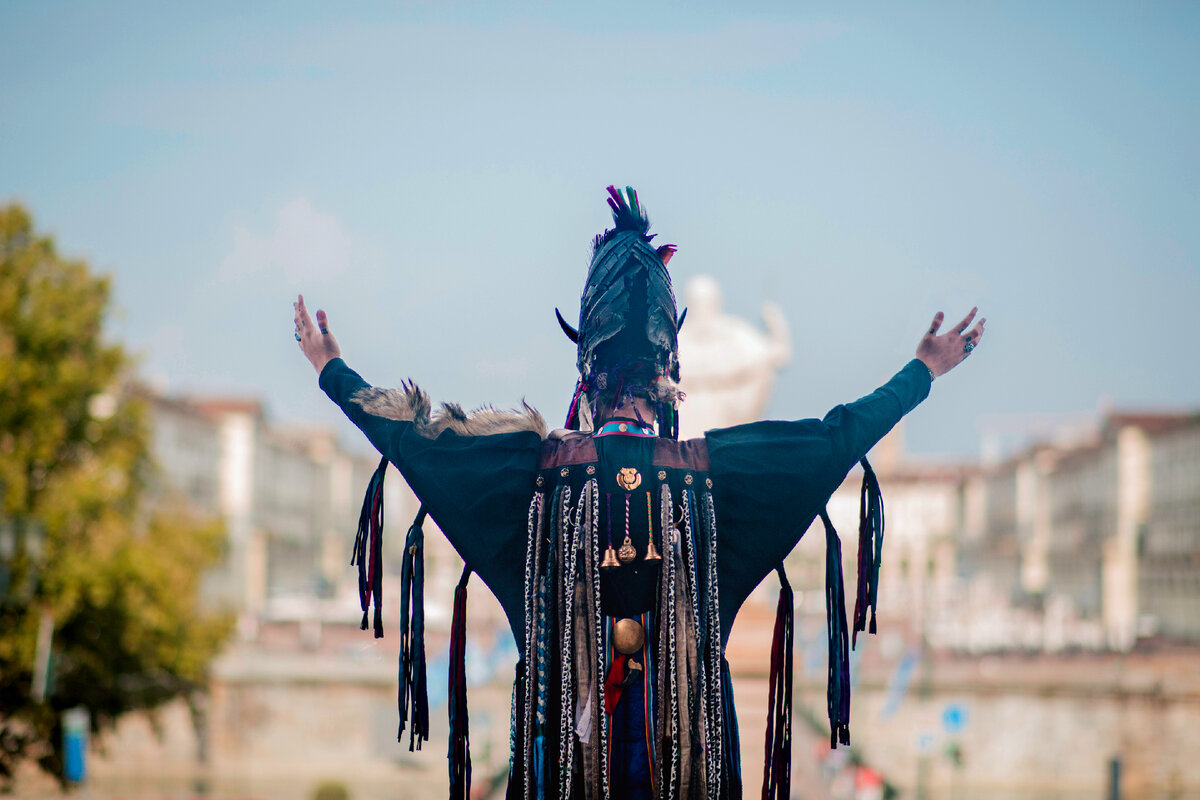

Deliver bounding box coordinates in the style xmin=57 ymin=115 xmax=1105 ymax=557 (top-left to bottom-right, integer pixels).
xmin=934 ymin=410 xmax=1200 ymax=652
xmin=1141 ymin=413 xmax=1200 ymax=640
xmin=144 ymin=389 xmax=497 ymax=641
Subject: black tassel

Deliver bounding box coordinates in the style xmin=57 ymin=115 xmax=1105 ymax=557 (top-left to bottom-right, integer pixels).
xmin=722 ymin=662 xmax=743 ymax=800
xmin=761 ymin=565 xmax=794 ymax=800
xmin=448 ymin=565 xmax=472 ymax=800
xmin=351 ymin=456 xmax=388 ymax=638
xmin=821 ymin=510 xmax=851 ymax=748
xmin=398 ymin=506 xmax=429 ymax=750
xmin=852 ymin=458 xmax=885 ymax=648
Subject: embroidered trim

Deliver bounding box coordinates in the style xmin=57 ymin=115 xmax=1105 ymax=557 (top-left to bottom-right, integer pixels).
xmin=522 ymin=492 xmax=545 ymax=800
xmin=702 ymin=490 xmax=724 ymax=798
xmin=595 ymin=419 xmax=655 ymax=438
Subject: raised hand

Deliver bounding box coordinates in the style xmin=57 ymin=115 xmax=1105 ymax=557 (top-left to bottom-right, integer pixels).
xmin=916 ymin=307 xmax=985 ymax=378
xmin=294 ymin=294 xmax=342 ymax=374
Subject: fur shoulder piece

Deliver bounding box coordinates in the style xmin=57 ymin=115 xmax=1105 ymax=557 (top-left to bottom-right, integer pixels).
xmin=353 ymin=382 xmax=549 ymax=440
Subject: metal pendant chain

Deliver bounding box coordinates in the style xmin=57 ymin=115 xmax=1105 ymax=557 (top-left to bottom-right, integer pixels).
xmin=618 ymin=492 xmax=637 ymax=563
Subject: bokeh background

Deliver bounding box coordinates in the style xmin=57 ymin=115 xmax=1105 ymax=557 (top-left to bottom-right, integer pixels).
xmin=4 ymin=1 xmax=1198 ymax=454
xmin=2 ymin=2 xmax=1197 ymax=799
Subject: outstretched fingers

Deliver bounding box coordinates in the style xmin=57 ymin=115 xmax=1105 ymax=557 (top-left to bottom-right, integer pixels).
xmin=964 ymin=317 xmax=986 ymax=346
xmin=293 ymin=294 xmax=342 ymax=373
xmin=953 ymin=307 xmax=978 ymax=335
xmin=296 ymin=294 xmax=315 ymax=330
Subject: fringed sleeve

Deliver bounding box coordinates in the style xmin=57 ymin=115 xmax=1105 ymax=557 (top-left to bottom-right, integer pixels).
xmin=319 ymin=357 xmax=544 ymax=643
xmin=704 ymin=358 xmax=931 ymax=642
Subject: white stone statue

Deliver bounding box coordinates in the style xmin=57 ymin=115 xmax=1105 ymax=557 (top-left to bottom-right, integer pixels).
xmin=676 ymin=275 xmax=791 ymax=439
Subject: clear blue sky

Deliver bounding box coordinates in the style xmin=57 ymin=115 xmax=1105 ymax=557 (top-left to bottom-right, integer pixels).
xmin=2 ymin=1 xmax=1197 ymax=456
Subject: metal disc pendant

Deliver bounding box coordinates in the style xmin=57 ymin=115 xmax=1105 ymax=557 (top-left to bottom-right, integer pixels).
xmin=617 ymin=537 xmax=637 ymax=563
xmin=613 ymin=618 xmax=645 ymax=654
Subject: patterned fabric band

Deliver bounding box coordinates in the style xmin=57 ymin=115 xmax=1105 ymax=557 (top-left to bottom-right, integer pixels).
xmin=594 ymin=419 xmax=656 ymax=438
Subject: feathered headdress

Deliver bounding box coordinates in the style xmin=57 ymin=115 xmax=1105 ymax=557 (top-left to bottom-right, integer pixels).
xmin=557 ymin=186 xmax=686 ymax=436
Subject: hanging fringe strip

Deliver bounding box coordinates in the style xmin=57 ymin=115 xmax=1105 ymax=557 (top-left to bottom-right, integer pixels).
xmin=852 ymin=457 xmax=885 ymax=648
xmin=508 ymin=660 xmax=528 ymax=800
xmin=683 ymin=493 xmax=707 ymax=799
xmin=721 ymin=659 xmax=743 ymax=800
xmin=397 ymin=505 xmax=429 ymax=749
xmin=521 ymin=491 xmax=545 ymax=800
xmin=701 ymin=491 xmax=725 ymax=800
xmin=821 ymin=510 xmax=852 ymax=748
xmin=351 ymin=456 xmax=388 ymax=638
xmin=448 ymin=565 xmax=473 ymax=800
xmin=588 ymin=483 xmax=609 ymax=800
xmin=761 ymin=565 xmax=794 ymax=800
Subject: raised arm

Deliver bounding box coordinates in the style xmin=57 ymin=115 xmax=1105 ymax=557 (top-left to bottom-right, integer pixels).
xmin=707 ymin=307 xmax=985 ymax=631
xmin=294 ymin=295 xmax=543 ymax=636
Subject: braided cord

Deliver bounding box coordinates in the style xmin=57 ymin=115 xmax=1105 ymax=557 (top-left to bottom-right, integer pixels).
xmin=702 ymin=490 xmax=724 ymax=799
xmin=681 ymin=491 xmax=709 ymax=796
xmin=559 ymin=483 xmax=585 ymax=798
xmin=664 ymin=492 xmax=682 ymax=800
xmin=590 ymin=479 xmax=610 ymax=800
xmin=523 ymin=491 xmax=545 ymax=800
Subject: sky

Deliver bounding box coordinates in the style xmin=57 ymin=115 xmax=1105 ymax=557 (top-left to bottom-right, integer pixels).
xmin=2 ymin=1 xmax=1197 ymax=458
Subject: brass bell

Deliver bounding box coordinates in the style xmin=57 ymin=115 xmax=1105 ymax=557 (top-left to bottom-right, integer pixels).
xmin=643 ymin=538 xmax=662 ymax=561
xmin=601 ymin=545 xmax=620 ymax=569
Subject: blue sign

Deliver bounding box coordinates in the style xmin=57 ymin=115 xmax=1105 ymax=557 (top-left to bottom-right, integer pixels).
xmin=942 ymin=703 xmax=969 ymax=734
xmin=62 ymin=707 xmax=89 ymax=783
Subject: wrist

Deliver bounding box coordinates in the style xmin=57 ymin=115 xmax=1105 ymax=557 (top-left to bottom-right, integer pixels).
xmin=917 ymin=357 xmax=936 ymax=382
xmin=312 ymin=353 xmax=337 ymax=375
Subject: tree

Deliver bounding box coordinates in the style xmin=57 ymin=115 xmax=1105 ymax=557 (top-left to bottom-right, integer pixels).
xmin=0 ymin=203 xmax=231 ymax=786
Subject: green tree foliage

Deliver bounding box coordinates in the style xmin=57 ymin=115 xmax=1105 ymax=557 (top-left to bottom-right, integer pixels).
xmin=0 ymin=204 xmax=231 ymax=786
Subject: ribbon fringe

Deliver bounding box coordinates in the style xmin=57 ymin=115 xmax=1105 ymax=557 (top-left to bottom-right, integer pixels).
xmin=852 ymin=458 xmax=885 ymax=648
xmin=351 ymin=456 xmax=388 ymax=637
xmin=822 ymin=510 xmax=852 ymax=748
xmin=448 ymin=566 xmax=473 ymax=800
xmin=761 ymin=565 xmax=793 ymax=800
xmin=398 ymin=505 xmax=430 ymax=750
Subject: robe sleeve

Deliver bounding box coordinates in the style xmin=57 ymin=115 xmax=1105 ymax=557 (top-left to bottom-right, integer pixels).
xmin=704 ymin=358 xmax=933 ymax=636
xmin=319 ymin=357 xmax=542 ymax=633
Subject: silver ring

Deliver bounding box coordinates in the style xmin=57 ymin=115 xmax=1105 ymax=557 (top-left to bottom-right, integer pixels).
xmin=294 ymin=331 xmax=301 ymax=341
xmin=963 ymin=341 xmax=975 ymax=354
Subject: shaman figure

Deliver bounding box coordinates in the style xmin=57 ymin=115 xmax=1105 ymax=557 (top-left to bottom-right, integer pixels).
xmin=293 ymin=186 xmax=984 ymax=800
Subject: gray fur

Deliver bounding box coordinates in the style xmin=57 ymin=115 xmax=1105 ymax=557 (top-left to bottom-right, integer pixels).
xmin=651 ymin=375 xmax=685 ymax=405
xmin=353 ymin=382 xmax=548 ymax=440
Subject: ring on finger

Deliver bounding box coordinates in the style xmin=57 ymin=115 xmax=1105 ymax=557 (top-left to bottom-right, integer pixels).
xmin=963 ymin=341 xmax=975 ymax=354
